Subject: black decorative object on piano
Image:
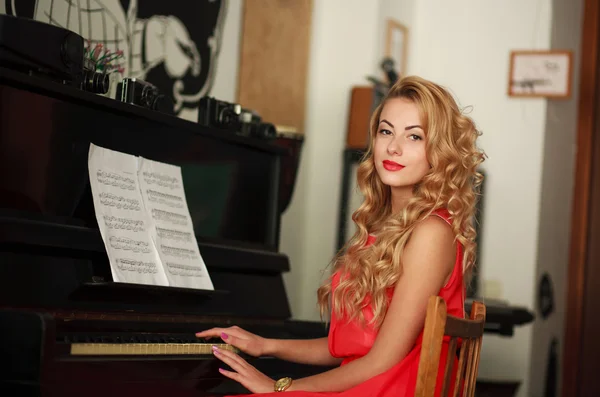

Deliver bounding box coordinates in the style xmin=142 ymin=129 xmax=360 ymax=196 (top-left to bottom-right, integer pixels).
xmin=198 ymin=96 xmax=277 ymax=140
xmin=0 ymin=14 xmax=108 ymax=94
xmin=116 ymin=77 xmax=169 ymax=112
xmin=0 ymin=19 xmax=320 ymax=396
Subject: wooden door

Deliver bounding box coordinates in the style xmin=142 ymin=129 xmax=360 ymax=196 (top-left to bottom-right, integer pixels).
xmin=563 ymin=0 xmax=600 ymax=396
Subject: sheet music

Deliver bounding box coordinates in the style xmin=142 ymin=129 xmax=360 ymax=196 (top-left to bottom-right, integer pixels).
xmin=138 ymin=157 xmax=214 ymax=290
xmin=88 ymin=144 xmax=169 ymax=286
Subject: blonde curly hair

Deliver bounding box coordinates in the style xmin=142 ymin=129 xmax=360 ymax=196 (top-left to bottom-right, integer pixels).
xmin=317 ymin=76 xmax=485 ymax=327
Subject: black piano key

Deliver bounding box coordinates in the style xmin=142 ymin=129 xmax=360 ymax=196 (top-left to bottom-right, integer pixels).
xmin=203 ymin=337 xmax=223 ymax=345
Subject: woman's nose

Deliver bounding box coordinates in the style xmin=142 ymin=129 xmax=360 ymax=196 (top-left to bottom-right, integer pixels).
xmin=387 ymin=138 xmax=402 ymax=155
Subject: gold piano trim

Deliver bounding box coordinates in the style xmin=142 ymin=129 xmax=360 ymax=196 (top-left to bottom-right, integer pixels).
xmin=70 ymin=343 xmax=240 ymax=356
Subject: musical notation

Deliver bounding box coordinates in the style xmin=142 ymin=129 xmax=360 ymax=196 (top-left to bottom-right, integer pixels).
xmin=109 ymin=236 xmax=151 ymax=254
xmin=156 ymin=227 xmax=193 ymax=243
xmin=142 ymin=171 xmax=180 ymax=190
xmin=138 ymin=156 xmax=213 ymax=290
xmin=88 ymin=144 xmax=214 ymax=290
xmin=160 ymin=245 xmax=198 ymax=260
xmin=151 ymin=209 xmax=188 ymax=226
xmin=89 ymin=143 xmax=169 ymax=287
xmin=166 ymin=263 xmax=205 ymax=277
xmin=96 ymin=170 xmax=136 ymax=191
xmin=115 ymin=258 xmax=159 ymax=274
xmin=100 ymin=192 xmax=141 ymax=211
xmin=146 ymin=189 xmax=184 ymax=209
xmin=103 ymin=216 xmax=144 ymax=232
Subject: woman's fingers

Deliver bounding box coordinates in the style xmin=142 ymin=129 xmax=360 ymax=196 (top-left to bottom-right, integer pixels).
xmin=195 ymin=328 xmax=239 ymax=342
xmin=219 ymin=332 xmax=248 ymax=351
xmin=196 ymin=327 xmax=247 ymax=341
xmin=196 ymin=327 xmax=264 ymax=357
xmin=194 ymin=328 xmax=224 ymax=339
xmin=212 ymin=346 xmax=275 ymax=394
xmin=212 ymin=345 xmax=247 ymax=369
xmin=197 ymin=328 xmax=256 ymax=353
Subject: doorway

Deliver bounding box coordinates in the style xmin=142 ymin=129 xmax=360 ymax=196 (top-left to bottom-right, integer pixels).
xmin=563 ymin=0 xmax=600 ymax=395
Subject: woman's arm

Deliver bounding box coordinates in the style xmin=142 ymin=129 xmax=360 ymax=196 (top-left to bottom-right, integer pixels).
xmin=266 ymin=337 xmax=343 ymax=366
xmin=287 ymin=216 xmax=456 ymax=392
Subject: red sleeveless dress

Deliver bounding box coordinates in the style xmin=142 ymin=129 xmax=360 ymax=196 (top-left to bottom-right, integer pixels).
xmin=232 ymin=209 xmax=465 ymax=397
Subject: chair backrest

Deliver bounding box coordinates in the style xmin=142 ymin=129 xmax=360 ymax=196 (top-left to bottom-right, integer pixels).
xmin=415 ymin=296 xmax=486 ymax=397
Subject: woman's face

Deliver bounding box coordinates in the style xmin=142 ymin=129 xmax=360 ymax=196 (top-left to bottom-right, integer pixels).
xmin=373 ymin=98 xmax=430 ymax=193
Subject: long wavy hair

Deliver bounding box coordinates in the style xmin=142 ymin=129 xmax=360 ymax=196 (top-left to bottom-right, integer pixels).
xmin=317 ymin=76 xmax=485 ymax=327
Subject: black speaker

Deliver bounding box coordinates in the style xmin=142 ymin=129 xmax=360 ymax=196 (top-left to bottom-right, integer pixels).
xmin=0 ymin=14 xmax=84 ymax=85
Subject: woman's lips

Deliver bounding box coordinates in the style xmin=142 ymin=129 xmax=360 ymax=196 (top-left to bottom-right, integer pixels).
xmin=383 ymin=160 xmax=405 ymax=171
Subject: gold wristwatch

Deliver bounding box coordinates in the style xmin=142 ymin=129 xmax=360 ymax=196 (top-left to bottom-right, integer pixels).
xmin=274 ymin=377 xmax=293 ymax=392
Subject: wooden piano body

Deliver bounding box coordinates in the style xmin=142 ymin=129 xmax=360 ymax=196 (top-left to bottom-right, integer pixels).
xmin=0 ymin=67 xmax=533 ymax=397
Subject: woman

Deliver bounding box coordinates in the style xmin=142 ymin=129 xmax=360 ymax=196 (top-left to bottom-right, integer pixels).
xmin=196 ymin=75 xmax=485 ymax=396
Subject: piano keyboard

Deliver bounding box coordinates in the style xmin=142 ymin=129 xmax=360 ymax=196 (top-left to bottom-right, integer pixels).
xmin=70 ymin=342 xmax=238 ymax=356
xmin=60 ymin=332 xmax=240 ymax=356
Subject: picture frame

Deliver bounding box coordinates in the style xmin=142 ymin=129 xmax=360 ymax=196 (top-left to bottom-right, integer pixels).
xmin=385 ymin=19 xmax=409 ymax=77
xmin=508 ymin=50 xmax=573 ymax=98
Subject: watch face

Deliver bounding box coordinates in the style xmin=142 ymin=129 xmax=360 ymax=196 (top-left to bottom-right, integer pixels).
xmin=275 ymin=377 xmax=291 ymax=390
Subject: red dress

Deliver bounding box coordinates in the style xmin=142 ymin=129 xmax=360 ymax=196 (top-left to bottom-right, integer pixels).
xmin=232 ymin=209 xmax=465 ymax=396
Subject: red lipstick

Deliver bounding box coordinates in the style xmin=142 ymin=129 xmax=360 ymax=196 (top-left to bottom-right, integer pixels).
xmin=382 ymin=160 xmax=404 ymax=171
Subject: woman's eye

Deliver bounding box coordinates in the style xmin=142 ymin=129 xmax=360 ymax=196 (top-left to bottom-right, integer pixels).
xmin=409 ymin=134 xmax=422 ymax=141
xmin=379 ymin=129 xmax=392 ymax=135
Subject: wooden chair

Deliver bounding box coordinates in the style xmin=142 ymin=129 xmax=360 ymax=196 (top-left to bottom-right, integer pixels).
xmin=415 ymin=296 xmax=486 ymax=397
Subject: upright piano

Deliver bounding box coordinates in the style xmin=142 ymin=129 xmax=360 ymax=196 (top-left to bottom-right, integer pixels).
xmin=0 ymin=65 xmax=328 ymax=397
xmin=0 ymin=67 xmax=534 ymax=396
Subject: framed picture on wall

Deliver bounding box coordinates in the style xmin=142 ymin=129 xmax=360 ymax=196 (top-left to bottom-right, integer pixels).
xmin=385 ymin=19 xmax=409 ymax=77
xmin=508 ymin=50 xmax=573 ymax=98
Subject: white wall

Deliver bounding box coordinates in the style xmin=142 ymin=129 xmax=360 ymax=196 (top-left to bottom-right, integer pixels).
xmin=528 ymin=0 xmax=583 ymax=395
xmin=279 ymin=0 xmax=380 ymax=319
xmin=209 ymin=0 xmax=244 ymax=103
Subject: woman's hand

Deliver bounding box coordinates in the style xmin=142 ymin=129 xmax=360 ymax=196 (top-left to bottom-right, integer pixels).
xmin=195 ymin=326 xmax=269 ymax=357
xmin=212 ymin=345 xmax=275 ymax=393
